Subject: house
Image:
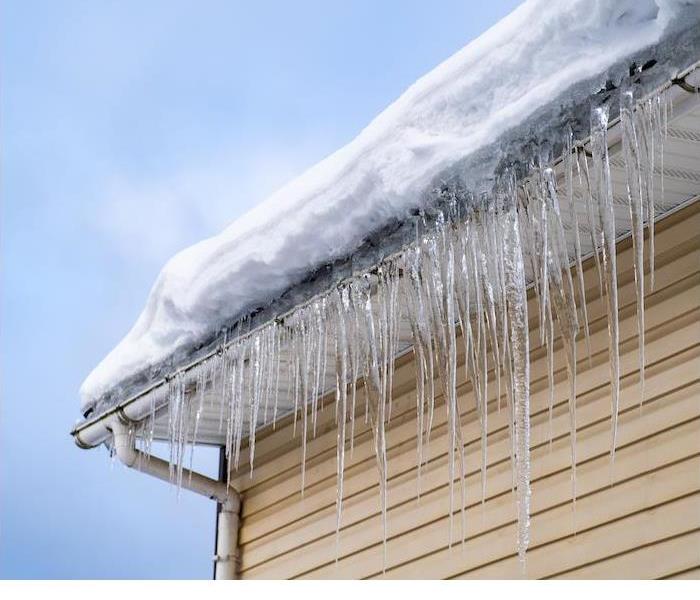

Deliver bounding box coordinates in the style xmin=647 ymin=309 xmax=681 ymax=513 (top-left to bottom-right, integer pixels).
xmin=71 ymin=0 xmax=700 ymax=579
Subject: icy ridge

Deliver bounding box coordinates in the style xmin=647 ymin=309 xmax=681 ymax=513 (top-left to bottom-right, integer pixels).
xmin=80 ymin=0 xmax=700 ymax=411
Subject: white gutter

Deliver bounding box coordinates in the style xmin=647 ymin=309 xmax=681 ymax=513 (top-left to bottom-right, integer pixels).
xmin=110 ymin=416 xmax=241 ymax=580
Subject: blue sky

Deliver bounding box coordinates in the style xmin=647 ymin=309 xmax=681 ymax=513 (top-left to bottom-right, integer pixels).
xmin=0 ymin=0 xmax=522 ymax=578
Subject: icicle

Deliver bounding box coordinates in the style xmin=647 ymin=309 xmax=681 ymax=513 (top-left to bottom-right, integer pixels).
xmin=377 ymin=267 xmax=390 ymax=429
xmin=273 ymin=326 xmax=282 ymax=429
xmin=545 ymin=300 xmax=555 ymax=447
xmin=621 ymin=89 xmax=646 ymax=405
xmin=502 ymin=308 xmax=518 ymax=494
xmin=312 ymin=299 xmax=325 ymax=436
xmin=224 ymin=350 xmax=234 ymax=475
xmin=477 ymin=243 xmax=494 ymax=501
xmin=188 ymin=367 xmax=206 ymax=484
xmin=348 ymin=292 xmax=360 ymax=456
xmin=544 ymin=166 xmax=580 ymax=495
xmin=354 ymin=274 xmax=389 ymax=569
xmin=232 ymin=353 xmax=241 ymax=471
xmin=262 ymin=326 xmax=275 ymax=427
xmin=565 ymin=130 xmax=591 ymax=364
xmin=578 ymin=149 xmax=605 ymax=304
xmin=638 ymin=98 xmax=656 ymax=291
xmin=145 ymin=386 xmax=157 ymax=459
xmin=217 ymin=351 xmax=227 ymax=434
xmin=248 ymin=336 xmax=263 ymax=476
xmin=591 ymin=104 xmax=621 ymax=462
xmin=300 ymin=314 xmax=313 ymax=495
xmin=502 ymin=193 xmax=531 ymax=566
xmin=334 ymin=289 xmax=349 ymax=557
xmin=468 ymin=220 xmax=489 ymax=505
xmin=455 ymin=220 xmax=474 ymax=394
xmin=403 ymin=248 xmax=428 ymax=496
xmin=234 ymin=344 xmax=247 ymax=471
xmin=412 ymin=221 xmax=437 ymax=460
xmin=536 ymin=177 xmax=550 ymax=346
xmin=168 ymin=370 xmax=189 ymax=496
xmin=444 ymin=208 xmax=466 ymax=545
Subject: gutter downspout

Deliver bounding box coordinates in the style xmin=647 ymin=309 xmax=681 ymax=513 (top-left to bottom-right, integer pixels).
xmin=110 ymin=417 xmax=241 ymax=579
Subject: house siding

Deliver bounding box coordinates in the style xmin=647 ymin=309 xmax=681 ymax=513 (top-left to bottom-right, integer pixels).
xmin=231 ymin=199 xmax=700 ymax=579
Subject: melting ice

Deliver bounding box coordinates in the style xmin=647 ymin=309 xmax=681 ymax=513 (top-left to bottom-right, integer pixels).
xmin=131 ymin=88 xmax=668 ymax=571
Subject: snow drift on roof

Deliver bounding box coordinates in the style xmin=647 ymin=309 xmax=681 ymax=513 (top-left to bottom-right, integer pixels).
xmin=80 ymin=0 xmax=700 ymax=412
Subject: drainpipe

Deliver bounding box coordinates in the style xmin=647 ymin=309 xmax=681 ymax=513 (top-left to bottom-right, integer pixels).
xmin=110 ymin=417 xmax=241 ymax=579
xmin=214 ymin=496 xmax=241 ymax=579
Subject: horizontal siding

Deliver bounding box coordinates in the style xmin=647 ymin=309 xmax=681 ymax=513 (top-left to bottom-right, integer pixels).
xmin=664 ymin=566 xmax=700 ymax=580
xmin=233 ymin=201 xmax=700 ymax=579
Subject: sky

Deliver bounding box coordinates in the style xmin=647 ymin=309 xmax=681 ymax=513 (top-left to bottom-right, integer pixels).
xmin=0 ymin=0 xmax=523 ymax=579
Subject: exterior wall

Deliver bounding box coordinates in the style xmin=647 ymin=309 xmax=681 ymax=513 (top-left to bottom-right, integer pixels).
xmin=231 ymin=200 xmax=700 ymax=579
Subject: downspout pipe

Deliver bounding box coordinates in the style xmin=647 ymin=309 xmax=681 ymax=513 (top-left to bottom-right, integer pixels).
xmin=213 ymin=499 xmax=241 ymax=580
xmin=109 ymin=417 xmax=241 ymax=579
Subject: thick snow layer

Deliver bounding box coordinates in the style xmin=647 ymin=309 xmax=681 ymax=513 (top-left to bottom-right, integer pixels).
xmin=80 ymin=0 xmax=700 ymax=411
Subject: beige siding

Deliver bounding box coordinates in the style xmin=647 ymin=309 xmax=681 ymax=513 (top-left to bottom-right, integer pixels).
xmin=231 ymin=200 xmax=700 ymax=579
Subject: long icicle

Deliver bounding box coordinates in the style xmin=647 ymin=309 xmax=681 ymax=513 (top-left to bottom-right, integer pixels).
xmin=566 ymin=129 xmax=591 ymax=364
xmin=544 ymin=166 xmax=580 ymax=505
xmin=503 ymin=186 xmax=531 ymax=567
xmin=334 ymin=289 xmax=349 ymax=559
xmin=591 ymin=104 xmax=621 ymax=463
xmin=621 ymin=89 xmax=646 ymax=405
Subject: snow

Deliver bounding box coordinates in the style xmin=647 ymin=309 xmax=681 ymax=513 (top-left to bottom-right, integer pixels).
xmin=80 ymin=0 xmax=700 ymax=412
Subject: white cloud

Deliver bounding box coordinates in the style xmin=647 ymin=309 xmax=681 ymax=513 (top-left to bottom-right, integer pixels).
xmin=92 ymin=146 xmax=317 ymax=268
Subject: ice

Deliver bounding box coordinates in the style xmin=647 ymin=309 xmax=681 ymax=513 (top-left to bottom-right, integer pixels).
xmin=143 ymin=82 xmax=673 ymax=568
xmin=578 ymin=150 xmax=605 ymax=306
xmin=334 ymin=289 xmax=349 ymax=552
xmin=501 ymin=186 xmax=531 ymax=566
xmin=544 ymin=166 xmax=580 ymax=499
xmin=566 ymin=131 xmax=591 ymax=365
xmin=403 ymin=249 xmax=428 ymax=496
xmin=188 ymin=368 xmax=206 ymax=483
xmin=591 ymin=104 xmax=621 ymax=462
xmin=145 ymin=80 xmax=671 ymax=563
xmin=621 ymin=89 xmax=647 ymax=404
xmin=619 ymin=87 xmax=670 ymax=405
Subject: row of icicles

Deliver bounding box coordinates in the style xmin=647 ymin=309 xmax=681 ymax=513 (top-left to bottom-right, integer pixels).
xmin=124 ymin=87 xmax=670 ymax=570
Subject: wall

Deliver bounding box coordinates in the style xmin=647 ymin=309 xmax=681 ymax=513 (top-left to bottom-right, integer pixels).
xmin=231 ymin=200 xmax=700 ymax=579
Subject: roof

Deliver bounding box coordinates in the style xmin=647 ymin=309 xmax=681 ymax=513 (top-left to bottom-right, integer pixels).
xmin=72 ymin=71 xmax=700 ymax=449
xmin=78 ymin=0 xmax=700 ymax=421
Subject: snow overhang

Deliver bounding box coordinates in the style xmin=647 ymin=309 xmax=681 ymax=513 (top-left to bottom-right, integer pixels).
xmin=72 ymin=66 xmax=700 ymax=453
xmin=72 ymin=0 xmax=700 ymax=448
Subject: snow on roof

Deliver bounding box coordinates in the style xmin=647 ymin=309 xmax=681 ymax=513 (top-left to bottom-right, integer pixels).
xmin=80 ymin=0 xmax=700 ymax=413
